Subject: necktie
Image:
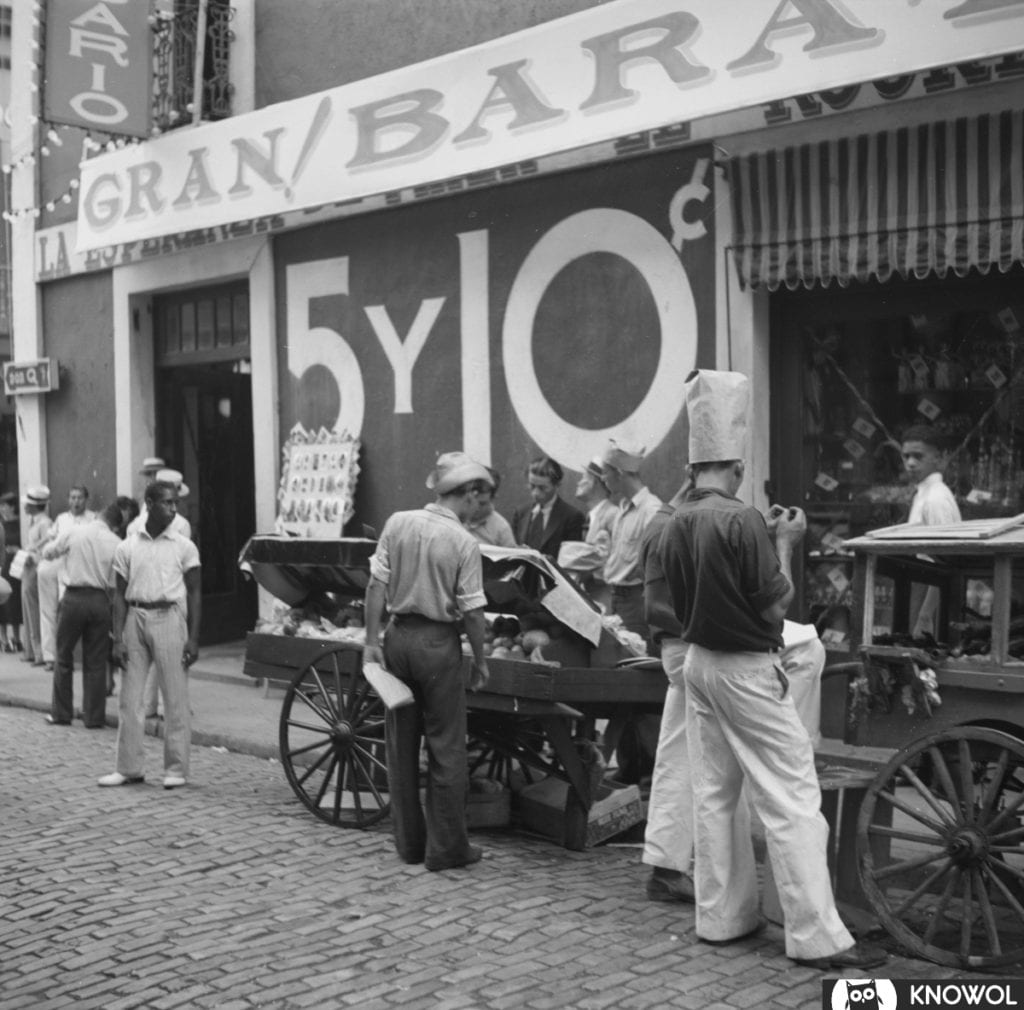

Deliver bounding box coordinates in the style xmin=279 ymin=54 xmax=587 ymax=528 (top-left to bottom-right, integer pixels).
xmin=526 ymin=508 xmax=545 ymax=549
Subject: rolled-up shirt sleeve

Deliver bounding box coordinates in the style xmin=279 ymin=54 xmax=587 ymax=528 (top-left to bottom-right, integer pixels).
xmin=455 ymin=544 xmax=487 ymax=613
xmin=369 ymin=522 xmax=392 ymax=585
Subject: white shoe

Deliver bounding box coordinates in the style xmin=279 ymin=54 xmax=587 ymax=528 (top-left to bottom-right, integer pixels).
xmin=163 ymin=775 xmax=187 ymax=790
xmin=97 ymin=772 xmax=145 ymax=787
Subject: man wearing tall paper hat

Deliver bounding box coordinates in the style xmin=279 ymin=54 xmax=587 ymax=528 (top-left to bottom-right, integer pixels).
xmin=658 ymin=369 xmax=886 ymax=971
xmin=363 ymin=451 xmax=492 ymax=872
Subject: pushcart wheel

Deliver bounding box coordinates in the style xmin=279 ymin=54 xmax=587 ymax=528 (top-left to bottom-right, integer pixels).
xmin=278 ymin=645 xmax=389 ymax=828
xmin=858 ymin=726 xmax=1024 ymax=969
xmin=467 ymin=715 xmax=550 ymax=789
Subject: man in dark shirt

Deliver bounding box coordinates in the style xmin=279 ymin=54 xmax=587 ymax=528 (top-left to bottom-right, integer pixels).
xmin=659 ymin=369 xmax=886 ymax=972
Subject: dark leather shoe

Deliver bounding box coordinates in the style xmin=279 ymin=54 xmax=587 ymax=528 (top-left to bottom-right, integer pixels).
xmin=646 ymin=869 xmax=695 ymax=903
xmin=425 ymin=846 xmax=483 ymax=872
xmin=44 ymin=715 xmax=71 ymax=726
xmin=793 ymin=941 xmax=889 ymax=970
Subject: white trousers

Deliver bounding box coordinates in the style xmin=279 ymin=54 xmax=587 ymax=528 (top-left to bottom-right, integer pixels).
xmin=36 ymin=557 xmax=62 ymax=663
xmin=685 ymin=644 xmax=852 ymax=959
xmin=114 ymin=605 xmax=191 ymax=779
xmin=642 ymin=625 xmax=825 ymax=874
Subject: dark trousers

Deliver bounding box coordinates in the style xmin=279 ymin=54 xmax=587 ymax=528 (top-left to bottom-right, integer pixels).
xmin=52 ymin=587 xmax=111 ymax=727
xmin=383 ymin=615 xmax=472 ymax=868
xmin=607 ymin=584 xmax=657 ymax=783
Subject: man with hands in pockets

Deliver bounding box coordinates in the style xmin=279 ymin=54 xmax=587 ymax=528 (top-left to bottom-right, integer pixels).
xmin=659 ymin=369 xmax=887 ymax=972
xmin=364 ymin=452 xmax=491 ymax=872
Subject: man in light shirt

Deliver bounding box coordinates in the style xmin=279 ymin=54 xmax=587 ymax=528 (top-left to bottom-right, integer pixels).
xmin=599 ymin=440 xmax=662 ymax=640
xmin=45 ymin=504 xmax=123 ymax=728
xmin=901 ymin=424 xmax=962 ymax=637
xmin=38 ymin=485 xmax=96 ymax=670
xmin=98 ymin=480 xmax=201 ymax=790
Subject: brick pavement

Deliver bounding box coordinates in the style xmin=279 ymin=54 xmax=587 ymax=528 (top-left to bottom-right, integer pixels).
xmin=0 ymin=705 xmax=1012 ymax=1010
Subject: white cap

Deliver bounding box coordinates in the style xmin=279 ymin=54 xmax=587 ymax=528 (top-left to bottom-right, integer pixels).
xmin=155 ymin=468 xmax=190 ymax=498
xmin=685 ymin=369 xmax=750 ymax=465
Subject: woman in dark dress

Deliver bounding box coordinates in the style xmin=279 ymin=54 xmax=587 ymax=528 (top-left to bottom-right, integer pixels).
xmin=0 ymin=491 xmax=23 ymax=652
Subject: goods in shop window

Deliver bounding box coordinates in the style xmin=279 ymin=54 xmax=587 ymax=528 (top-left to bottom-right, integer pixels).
xmin=276 ymin=424 xmax=360 ymax=538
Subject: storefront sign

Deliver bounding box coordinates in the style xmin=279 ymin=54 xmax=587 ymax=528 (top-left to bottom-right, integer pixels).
xmin=3 ymin=359 xmax=59 ymax=396
xmin=276 ymin=146 xmax=714 ymax=519
xmin=76 ymin=0 xmax=1024 ymax=251
xmin=44 ymin=0 xmax=152 ymax=138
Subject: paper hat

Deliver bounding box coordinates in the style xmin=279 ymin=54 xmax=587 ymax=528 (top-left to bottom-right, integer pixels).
xmin=24 ymin=485 xmax=50 ymax=506
xmin=155 ymin=468 xmax=190 ymax=498
xmin=600 ymin=439 xmax=645 ymax=472
xmin=139 ymin=456 xmax=165 ymax=475
xmin=425 ymin=452 xmax=494 ymax=495
xmin=684 ymin=369 xmax=750 ymax=464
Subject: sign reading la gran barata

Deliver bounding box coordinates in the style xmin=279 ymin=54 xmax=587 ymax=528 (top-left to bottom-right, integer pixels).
xmin=75 ymin=0 xmax=1024 ymax=252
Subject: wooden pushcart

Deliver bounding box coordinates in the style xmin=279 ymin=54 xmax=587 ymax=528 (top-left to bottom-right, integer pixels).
xmin=828 ymin=520 xmax=1024 ymax=969
xmin=240 ymin=537 xmax=665 ymax=852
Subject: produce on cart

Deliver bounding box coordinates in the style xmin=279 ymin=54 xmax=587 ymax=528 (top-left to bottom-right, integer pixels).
xmin=240 ymin=536 xmax=665 ymax=851
xmin=830 ymin=515 xmax=1024 ymax=969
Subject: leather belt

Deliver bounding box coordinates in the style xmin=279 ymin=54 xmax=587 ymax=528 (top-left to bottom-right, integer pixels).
xmin=609 ymin=583 xmax=642 ymax=596
xmin=65 ymin=585 xmax=107 ymax=592
xmin=127 ymin=599 xmax=175 ymax=610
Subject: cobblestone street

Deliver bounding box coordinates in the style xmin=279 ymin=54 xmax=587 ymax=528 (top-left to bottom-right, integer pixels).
xmin=0 ymin=704 xmax=1003 ymax=1010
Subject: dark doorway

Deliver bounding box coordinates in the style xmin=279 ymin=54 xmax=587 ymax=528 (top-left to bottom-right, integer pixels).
xmin=153 ymin=284 xmax=256 ymax=644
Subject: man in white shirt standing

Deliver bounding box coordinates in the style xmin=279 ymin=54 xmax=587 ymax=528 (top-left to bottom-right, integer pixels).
xmin=98 ymin=480 xmax=201 ymax=790
xmin=39 ymin=485 xmax=96 ymax=671
xmin=45 ymin=504 xmax=123 ymax=728
xmin=600 ymin=441 xmax=663 ymax=640
xmin=901 ymin=424 xmax=962 ymax=637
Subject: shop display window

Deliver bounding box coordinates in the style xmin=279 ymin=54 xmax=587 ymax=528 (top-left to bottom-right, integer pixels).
xmin=772 ymin=272 xmax=1024 ymax=650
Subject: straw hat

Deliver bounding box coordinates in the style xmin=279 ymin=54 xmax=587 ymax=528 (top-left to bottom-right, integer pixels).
xmin=425 ymin=452 xmax=493 ymax=495
xmin=155 ymin=468 xmax=190 ymax=498
xmin=600 ymin=439 xmax=645 ymax=472
xmin=138 ymin=456 xmax=165 ymax=476
xmin=24 ymin=485 xmax=50 ymax=506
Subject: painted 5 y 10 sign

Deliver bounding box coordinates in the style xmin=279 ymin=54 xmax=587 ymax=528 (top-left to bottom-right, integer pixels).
xmin=3 ymin=360 xmax=59 ymax=396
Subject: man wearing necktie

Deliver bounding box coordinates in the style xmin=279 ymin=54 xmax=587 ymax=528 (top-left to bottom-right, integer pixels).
xmin=511 ymin=457 xmax=584 ymax=559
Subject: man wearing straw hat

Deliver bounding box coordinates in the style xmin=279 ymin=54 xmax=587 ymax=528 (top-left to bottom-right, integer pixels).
xmin=363 ymin=452 xmax=492 ymax=872
xmin=20 ymin=485 xmax=53 ymax=666
xmin=658 ymin=369 xmax=886 ymax=971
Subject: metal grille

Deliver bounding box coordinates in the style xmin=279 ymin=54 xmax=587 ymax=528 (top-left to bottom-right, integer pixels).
xmin=153 ymin=1 xmax=234 ymax=132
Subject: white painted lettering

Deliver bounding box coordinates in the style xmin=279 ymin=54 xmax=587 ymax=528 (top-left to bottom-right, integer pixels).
xmin=68 ymin=27 xmax=129 ymax=67
xmin=363 ymin=298 xmax=446 ymax=414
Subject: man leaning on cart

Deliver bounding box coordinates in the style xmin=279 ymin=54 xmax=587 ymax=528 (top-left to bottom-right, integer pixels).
xmin=363 ymin=452 xmax=491 ymax=872
xmin=658 ymin=369 xmax=888 ymax=971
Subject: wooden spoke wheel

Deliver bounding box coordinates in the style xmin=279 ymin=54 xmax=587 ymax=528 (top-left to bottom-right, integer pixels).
xmin=858 ymin=727 xmax=1024 ymax=969
xmin=278 ymin=645 xmax=390 ymax=828
xmin=467 ymin=714 xmax=553 ymax=790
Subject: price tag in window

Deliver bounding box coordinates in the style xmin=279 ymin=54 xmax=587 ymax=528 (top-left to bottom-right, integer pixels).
xmin=814 ymin=472 xmax=839 ymax=492
xmin=986 ymin=364 xmax=1007 ymax=388
xmin=843 ymin=438 xmax=866 ymax=460
xmin=998 ymin=307 xmax=1020 ymax=333
xmin=917 ymin=398 xmax=942 ymax=420
xmin=826 ymin=566 xmax=850 ymax=593
xmin=852 ymin=417 xmax=876 ymax=439
xmin=821 ymin=627 xmax=848 ymax=647
xmin=966 ymin=488 xmax=993 ymax=504
xmin=821 ymin=532 xmax=844 ymax=552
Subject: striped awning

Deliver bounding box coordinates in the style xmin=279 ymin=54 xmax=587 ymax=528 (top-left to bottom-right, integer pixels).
xmin=728 ymin=110 xmax=1024 ymax=291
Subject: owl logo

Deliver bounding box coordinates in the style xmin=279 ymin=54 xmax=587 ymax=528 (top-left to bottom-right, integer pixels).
xmin=831 ymin=978 xmax=898 ymax=1010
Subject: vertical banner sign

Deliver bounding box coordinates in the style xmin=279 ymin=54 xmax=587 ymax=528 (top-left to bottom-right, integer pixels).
xmin=276 ymin=146 xmax=714 ymax=526
xmin=43 ymin=0 xmax=153 ymax=138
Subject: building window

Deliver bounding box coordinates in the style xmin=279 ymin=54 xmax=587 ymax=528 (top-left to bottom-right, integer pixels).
xmin=153 ymin=0 xmax=233 ymax=131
